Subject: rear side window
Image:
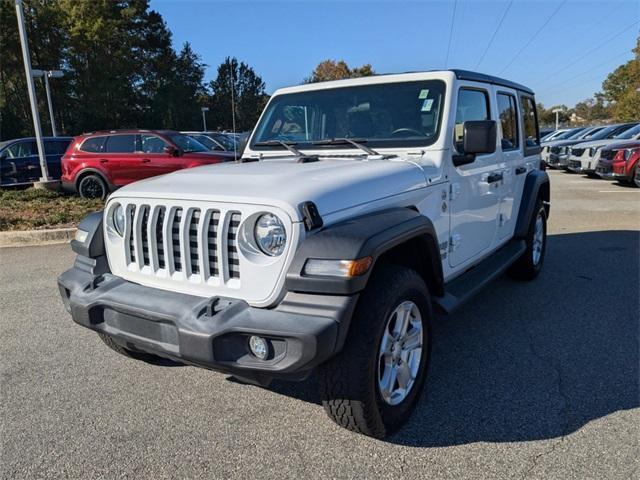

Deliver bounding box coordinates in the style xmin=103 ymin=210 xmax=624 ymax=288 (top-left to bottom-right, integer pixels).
xmin=80 ymin=136 xmax=107 ymax=153
xmin=521 ymin=96 xmax=540 ymax=150
xmin=105 ymin=135 xmax=136 ymax=153
xmin=454 ymin=89 xmax=490 ymax=148
xmin=45 ymin=140 xmax=71 ymax=155
xmin=497 ymin=93 xmax=519 ymax=151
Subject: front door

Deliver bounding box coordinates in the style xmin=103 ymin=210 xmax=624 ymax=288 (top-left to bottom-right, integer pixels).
xmin=448 ymin=85 xmax=501 ymax=268
xmin=0 ymin=140 xmax=39 ymax=185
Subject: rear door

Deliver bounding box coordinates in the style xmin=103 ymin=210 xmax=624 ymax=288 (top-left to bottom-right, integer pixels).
xmin=448 ymin=84 xmax=502 ymax=268
xmin=44 ymin=139 xmax=71 ymax=179
xmin=103 ymin=134 xmax=139 ymax=185
xmin=495 ymin=90 xmax=526 ymax=240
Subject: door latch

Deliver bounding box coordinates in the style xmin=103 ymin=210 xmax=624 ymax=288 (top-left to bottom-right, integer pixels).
xmin=449 ymin=183 xmax=461 ymax=201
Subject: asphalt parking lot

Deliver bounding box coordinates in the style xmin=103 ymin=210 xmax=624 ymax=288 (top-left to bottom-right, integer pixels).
xmin=1 ymin=170 xmax=638 ymax=480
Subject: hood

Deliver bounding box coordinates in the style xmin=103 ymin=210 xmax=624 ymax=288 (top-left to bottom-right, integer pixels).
xmin=571 ymin=139 xmax=620 ymax=150
xmin=600 ymin=140 xmax=640 ymax=152
xmin=111 ymin=157 xmax=427 ymax=222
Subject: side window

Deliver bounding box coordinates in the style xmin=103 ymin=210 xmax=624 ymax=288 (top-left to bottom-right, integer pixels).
xmin=80 ymin=136 xmax=107 ymax=153
xmin=45 ymin=140 xmax=70 ymax=155
xmin=140 ymin=134 xmax=168 ymax=154
xmin=6 ymin=141 xmax=36 ymax=158
xmin=497 ymin=93 xmax=518 ymax=151
xmin=454 ymin=89 xmax=490 ymax=148
xmin=105 ymin=134 xmax=136 ymax=153
xmin=521 ymin=96 xmax=540 ymax=149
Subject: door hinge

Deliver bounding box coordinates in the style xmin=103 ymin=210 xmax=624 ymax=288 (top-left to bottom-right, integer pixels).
xmin=449 ymin=234 xmax=461 ymax=252
xmin=449 ymin=183 xmax=461 ymax=201
xmin=498 ymin=213 xmax=505 ymax=227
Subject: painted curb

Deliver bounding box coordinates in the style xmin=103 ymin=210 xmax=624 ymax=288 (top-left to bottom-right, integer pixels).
xmin=0 ymin=228 xmax=76 ymax=248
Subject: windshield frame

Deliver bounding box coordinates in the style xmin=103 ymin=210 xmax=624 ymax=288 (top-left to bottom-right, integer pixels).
xmin=250 ymin=79 xmax=447 ymax=151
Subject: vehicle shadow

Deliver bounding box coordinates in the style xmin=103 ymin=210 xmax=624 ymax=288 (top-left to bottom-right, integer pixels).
xmin=264 ymin=230 xmax=639 ymax=446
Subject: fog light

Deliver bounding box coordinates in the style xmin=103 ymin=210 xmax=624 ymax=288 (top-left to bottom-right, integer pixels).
xmin=248 ymin=336 xmax=268 ymax=360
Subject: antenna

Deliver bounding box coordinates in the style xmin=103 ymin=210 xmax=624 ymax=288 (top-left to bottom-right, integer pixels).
xmin=229 ymin=59 xmax=237 ymax=159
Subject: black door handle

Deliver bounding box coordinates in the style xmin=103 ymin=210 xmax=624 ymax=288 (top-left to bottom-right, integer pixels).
xmin=141 ymin=158 xmax=151 ymax=163
xmin=487 ymin=172 xmax=503 ymax=184
xmin=515 ymin=166 xmax=527 ymax=175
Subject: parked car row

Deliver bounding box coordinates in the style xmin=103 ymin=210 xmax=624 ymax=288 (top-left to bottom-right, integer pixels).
xmin=0 ymin=130 xmax=242 ymax=197
xmin=540 ymin=122 xmax=640 ymax=187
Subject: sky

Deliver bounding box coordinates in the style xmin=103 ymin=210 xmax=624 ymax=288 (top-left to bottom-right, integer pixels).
xmin=151 ymin=0 xmax=640 ymax=108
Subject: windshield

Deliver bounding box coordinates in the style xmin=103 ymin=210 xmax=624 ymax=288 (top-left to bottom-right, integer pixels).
xmin=168 ymin=134 xmax=208 ymax=153
xmin=191 ymin=135 xmax=225 ymax=151
xmin=251 ymin=80 xmax=446 ymax=150
xmin=558 ymin=128 xmax=585 ymax=140
xmin=210 ymin=133 xmax=237 ymax=151
xmin=588 ymin=125 xmax=624 ymax=141
xmin=615 ymin=123 xmax=640 ymax=139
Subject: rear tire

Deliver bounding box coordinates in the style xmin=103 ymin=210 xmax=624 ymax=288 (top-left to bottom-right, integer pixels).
xmin=633 ymin=164 xmax=640 ymax=188
xmin=318 ymin=264 xmax=432 ymax=438
xmin=78 ymin=173 xmax=108 ymax=199
xmin=508 ymin=199 xmax=547 ymax=281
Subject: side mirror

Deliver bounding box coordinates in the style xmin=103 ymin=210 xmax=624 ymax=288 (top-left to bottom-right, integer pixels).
xmin=163 ymin=145 xmax=181 ymax=157
xmin=453 ymin=120 xmax=497 ymax=167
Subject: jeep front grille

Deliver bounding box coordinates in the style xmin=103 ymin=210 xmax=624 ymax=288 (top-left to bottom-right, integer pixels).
xmin=124 ymin=204 xmax=242 ymax=282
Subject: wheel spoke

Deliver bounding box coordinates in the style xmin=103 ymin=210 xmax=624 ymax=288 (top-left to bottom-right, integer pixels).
xmin=396 ymin=362 xmax=413 ymax=390
xmin=379 ymin=363 xmax=398 ymax=400
xmin=402 ymin=329 xmax=422 ymax=351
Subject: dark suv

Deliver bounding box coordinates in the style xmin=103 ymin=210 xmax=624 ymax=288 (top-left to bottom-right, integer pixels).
xmin=0 ymin=136 xmax=72 ymax=186
xmin=61 ymin=130 xmax=235 ymax=199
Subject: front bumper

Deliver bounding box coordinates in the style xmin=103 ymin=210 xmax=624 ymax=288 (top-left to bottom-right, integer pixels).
xmin=547 ymin=153 xmax=568 ymax=168
xmin=567 ymin=159 xmax=583 ymax=172
xmin=58 ymin=265 xmax=357 ymax=384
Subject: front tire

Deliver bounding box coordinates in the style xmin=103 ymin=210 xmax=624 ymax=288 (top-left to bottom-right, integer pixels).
xmin=633 ymin=164 xmax=640 ymax=188
xmin=318 ymin=264 xmax=432 ymax=438
xmin=508 ymin=199 xmax=547 ymax=280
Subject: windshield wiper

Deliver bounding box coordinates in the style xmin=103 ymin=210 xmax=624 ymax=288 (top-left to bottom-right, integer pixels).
xmin=312 ymin=138 xmax=380 ymax=156
xmin=253 ymin=140 xmax=305 ymax=156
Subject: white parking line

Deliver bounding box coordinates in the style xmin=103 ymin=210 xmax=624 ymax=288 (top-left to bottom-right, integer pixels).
xmin=598 ymin=190 xmax=640 ymax=193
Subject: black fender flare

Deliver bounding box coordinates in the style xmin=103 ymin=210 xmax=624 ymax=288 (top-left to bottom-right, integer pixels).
xmin=514 ymin=170 xmax=550 ymax=238
xmin=285 ymin=208 xmax=444 ymax=296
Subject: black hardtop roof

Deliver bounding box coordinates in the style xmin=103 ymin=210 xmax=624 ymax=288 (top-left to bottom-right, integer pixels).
xmin=449 ymin=69 xmax=535 ymax=95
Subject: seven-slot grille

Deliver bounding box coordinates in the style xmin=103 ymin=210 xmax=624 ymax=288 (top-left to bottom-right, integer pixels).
xmin=124 ymin=204 xmax=242 ymax=283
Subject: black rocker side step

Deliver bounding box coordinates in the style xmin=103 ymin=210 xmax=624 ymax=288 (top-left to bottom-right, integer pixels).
xmin=434 ymin=239 xmax=526 ymax=315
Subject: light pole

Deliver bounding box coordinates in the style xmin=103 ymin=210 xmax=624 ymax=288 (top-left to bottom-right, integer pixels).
xmin=552 ymin=108 xmax=563 ymax=130
xmin=15 ymin=0 xmax=50 ymax=183
xmin=201 ymin=106 xmax=209 ymax=131
xmin=32 ymin=69 xmax=63 ymax=137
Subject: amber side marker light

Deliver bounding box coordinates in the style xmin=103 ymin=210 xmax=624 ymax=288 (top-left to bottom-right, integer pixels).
xmin=303 ymin=256 xmax=373 ymax=278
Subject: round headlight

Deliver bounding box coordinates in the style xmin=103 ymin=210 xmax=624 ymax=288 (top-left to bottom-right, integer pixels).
xmin=254 ymin=213 xmax=286 ymax=256
xmin=112 ymin=204 xmax=125 ymax=236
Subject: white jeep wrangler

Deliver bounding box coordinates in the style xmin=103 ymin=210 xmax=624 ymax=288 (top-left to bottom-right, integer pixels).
xmin=59 ymin=70 xmax=550 ymax=438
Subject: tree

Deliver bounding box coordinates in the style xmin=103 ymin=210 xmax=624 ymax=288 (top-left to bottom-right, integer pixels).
xmin=572 ymin=94 xmax=612 ymax=123
xmin=305 ymin=60 xmax=375 ymax=83
xmin=207 ymin=57 xmax=268 ymax=131
xmin=602 ymin=36 xmax=640 ymax=122
xmin=537 ymin=104 xmax=570 ymax=126
xmin=0 ymin=0 xmax=215 ymax=139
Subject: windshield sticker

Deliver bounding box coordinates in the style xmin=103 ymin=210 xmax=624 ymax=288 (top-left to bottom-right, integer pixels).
xmin=421 ymin=98 xmax=434 ymax=112
xmin=418 ymin=89 xmax=429 ymax=99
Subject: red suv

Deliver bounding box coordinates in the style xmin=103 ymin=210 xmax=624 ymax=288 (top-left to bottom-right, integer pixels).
xmin=596 ymin=141 xmax=640 ymax=187
xmin=61 ymin=130 xmax=235 ymax=198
